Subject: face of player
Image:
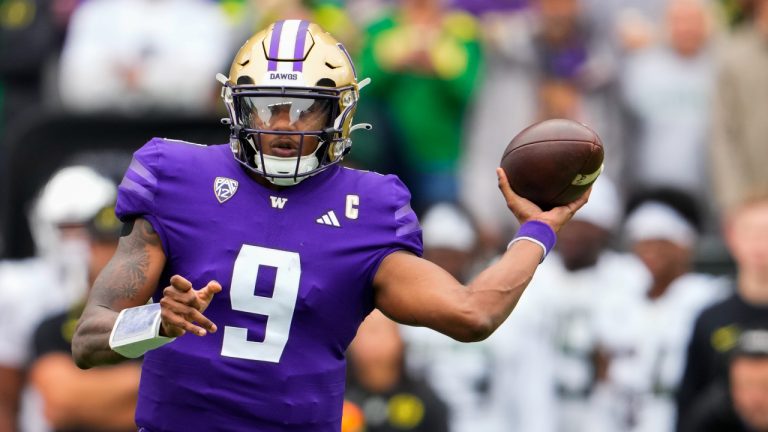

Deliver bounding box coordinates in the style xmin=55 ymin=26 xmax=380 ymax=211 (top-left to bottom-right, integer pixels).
xmin=730 ymin=357 xmax=768 ymax=430
xmin=240 ymin=96 xmax=333 ymax=158
xmin=726 ymin=200 xmax=768 ymax=276
xmin=557 ymin=220 xmax=610 ymax=271
xmin=632 ymin=239 xmax=690 ymax=286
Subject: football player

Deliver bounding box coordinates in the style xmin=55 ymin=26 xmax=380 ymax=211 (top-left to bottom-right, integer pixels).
xmin=72 ymin=20 xmax=588 ymax=431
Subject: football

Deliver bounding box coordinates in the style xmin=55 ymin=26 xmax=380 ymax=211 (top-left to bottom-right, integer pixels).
xmin=500 ymin=119 xmax=604 ymax=210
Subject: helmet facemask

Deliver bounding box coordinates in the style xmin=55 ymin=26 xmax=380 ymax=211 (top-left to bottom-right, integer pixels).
xmin=224 ymin=84 xmax=354 ymax=186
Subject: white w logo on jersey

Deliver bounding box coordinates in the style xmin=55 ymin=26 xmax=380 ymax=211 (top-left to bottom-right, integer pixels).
xmin=270 ymin=196 xmax=288 ymax=209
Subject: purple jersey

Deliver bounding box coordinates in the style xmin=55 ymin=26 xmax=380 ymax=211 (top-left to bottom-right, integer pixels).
xmin=115 ymin=138 xmax=423 ymax=431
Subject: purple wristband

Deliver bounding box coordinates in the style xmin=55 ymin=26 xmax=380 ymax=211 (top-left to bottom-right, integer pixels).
xmin=508 ymin=220 xmax=557 ymax=261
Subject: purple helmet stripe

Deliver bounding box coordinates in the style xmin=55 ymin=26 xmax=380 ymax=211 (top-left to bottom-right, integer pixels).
xmin=337 ymin=43 xmax=357 ymax=79
xmin=267 ymin=20 xmax=285 ymax=71
xmin=293 ymin=20 xmax=310 ymax=72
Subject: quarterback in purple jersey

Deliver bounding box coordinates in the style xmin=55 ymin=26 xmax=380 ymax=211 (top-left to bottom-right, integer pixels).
xmin=72 ymin=20 xmax=589 ymax=432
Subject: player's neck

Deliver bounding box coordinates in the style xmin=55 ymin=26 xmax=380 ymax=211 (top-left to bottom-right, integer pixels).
xmin=647 ymin=267 xmax=687 ymax=300
xmin=738 ymin=270 xmax=768 ymax=306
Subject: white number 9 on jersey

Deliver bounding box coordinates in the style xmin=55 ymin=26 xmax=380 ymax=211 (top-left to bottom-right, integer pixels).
xmin=221 ymin=245 xmax=301 ymax=362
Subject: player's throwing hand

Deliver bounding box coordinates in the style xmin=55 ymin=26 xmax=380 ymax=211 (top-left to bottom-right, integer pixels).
xmin=496 ymin=168 xmax=591 ymax=233
xmin=159 ymin=275 xmax=221 ymax=338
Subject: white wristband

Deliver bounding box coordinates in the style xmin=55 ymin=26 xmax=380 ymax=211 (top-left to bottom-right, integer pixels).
xmin=109 ymin=303 xmax=175 ymax=358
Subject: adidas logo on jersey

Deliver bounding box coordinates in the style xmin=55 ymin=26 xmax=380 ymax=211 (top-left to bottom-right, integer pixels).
xmin=316 ymin=211 xmax=341 ymax=227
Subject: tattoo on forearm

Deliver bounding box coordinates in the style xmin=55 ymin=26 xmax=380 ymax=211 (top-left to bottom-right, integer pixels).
xmin=98 ymin=219 xmax=158 ymax=304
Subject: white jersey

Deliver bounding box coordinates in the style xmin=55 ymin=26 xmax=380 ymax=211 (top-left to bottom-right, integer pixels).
xmin=401 ymin=325 xmax=505 ymax=432
xmin=402 ymin=255 xmax=561 ymax=432
xmin=520 ymin=250 xmax=650 ymax=432
xmin=0 ymin=259 xmax=69 ymax=367
xmin=0 ymin=258 xmax=82 ymax=432
xmin=593 ymin=273 xmax=730 ymax=432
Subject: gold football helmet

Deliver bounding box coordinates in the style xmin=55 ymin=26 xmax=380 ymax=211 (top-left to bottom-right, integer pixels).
xmin=218 ymin=20 xmax=370 ymax=186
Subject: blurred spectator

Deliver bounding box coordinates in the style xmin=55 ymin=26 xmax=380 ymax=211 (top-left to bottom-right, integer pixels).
xmin=620 ymin=0 xmax=717 ymax=208
xmin=680 ymin=328 xmax=768 ymax=432
xmin=251 ymin=0 xmax=363 ymax=54
xmin=57 ymin=0 xmax=233 ymax=115
xmin=514 ymin=177 xmax=649 ymax=432
xmin=529 ymin=0 xmax=621 ymax=174
xmin=0 ymin=166 xmax=116 ymax=432
xmin=0 ymin=0 xmax=58 ymax=229
xmin=346 ymin=310 xmax=450 ymax=432
xmin=676 ymin=191 xmax=768 ymax=429
xmin=710 ymin=0 xmax=768 ymax=213
xmin=461 ymin=0 xmax=619 ymax=252
xmin=29 ymin=200 xmax=141 ymax=432
xmin=0 ymin=0 xmax=57 ymax=123
xmin=401 ymin=203 xmax=510 ymax=431
xmin=593 ymin=189 xmax=729 ymax=432
xmin=419 ymin=202 xmax=480 ymax=282
xmin=715 ymin=0 xmax=756 ymax=27
xmin=450 ymin=0 xmax=529 ymax=15
xmin=356 ymin=0 xmax=483 ymax=212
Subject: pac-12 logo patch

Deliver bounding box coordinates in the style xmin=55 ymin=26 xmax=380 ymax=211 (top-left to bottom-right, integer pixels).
xmin=214 ymin=177 xmax=239 ymax=203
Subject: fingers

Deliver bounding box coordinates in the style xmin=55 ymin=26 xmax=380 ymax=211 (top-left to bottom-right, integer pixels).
xmin=198 ymin=280 xmax=222 ymax=304
xmin=159 ymin=297 xmax=211 ymax=337
xmin=170 ymin=275 xmax=193 ymax=292
xmin=497 ymin=168 xmax=541 ymax=223
xmin=537 ymin=187 xmax=593 ymax=232
xmin=161 ymin=276 xmax=221 ymax=337
xmin=496 ymin=168 xmax=516 ymax=202
xmin=569 ymin=186 xmax=592 ymax=211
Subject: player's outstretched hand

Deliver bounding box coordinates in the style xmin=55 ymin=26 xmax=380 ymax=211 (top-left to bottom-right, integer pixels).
xmin=159 ymin=275 xmax=222 ymax=338
xmin=497 ymin=168 xmax=591 ymax=233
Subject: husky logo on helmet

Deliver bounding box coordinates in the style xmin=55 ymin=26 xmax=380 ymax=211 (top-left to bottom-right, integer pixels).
xmin=217 ymin=20 xmax=371 ymax=186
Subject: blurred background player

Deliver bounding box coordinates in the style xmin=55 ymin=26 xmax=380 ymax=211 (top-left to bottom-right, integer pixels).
xmin=346 ymin=309 xmax=449 ymax=432
xmin=511 ymin=177 xmax=648 ymax=432
xmin=679 ymin=328 xmax=768 ymax=432
xmin=28 ymin=198 xmax=141 ymax=432
xmin=0 ymin=165 xmax=117 ymax=432
xmin=677 ymin=191 xmax=768 ymax=429
xmin=591 ymin=188 xmax=729 ymax=432
xmin=399 ymin=202 xmax=505 ymax=432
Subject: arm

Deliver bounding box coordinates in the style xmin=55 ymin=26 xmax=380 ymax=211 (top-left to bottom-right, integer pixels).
xmin=374 ymin=169 xmax=589 ymax=342
xmin=29 ymin=353 xmax=139 ymax=430
xmin=72 ymin=218 xmax=166 ymax=368
xmin=72 ymin=218 xmax=221 ymax=368
xmin=0 ymin=366 xmax=22 ymax=432
xmin=710 ymin=58 xmax=744 ymax=210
